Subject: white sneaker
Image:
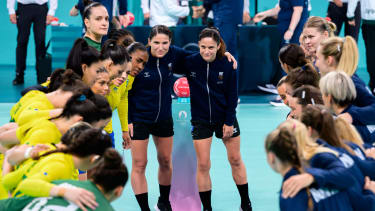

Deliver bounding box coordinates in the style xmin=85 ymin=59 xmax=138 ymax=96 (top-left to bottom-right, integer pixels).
xmin=257 ymin=84 xmax=278 ymax=95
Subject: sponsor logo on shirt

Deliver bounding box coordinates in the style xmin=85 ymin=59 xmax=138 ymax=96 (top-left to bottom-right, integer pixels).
xmin=144 ymin=72 xmax=151 ymax=78
xmin=310 ymin=188 xmax=339 ymax=203
xmin=190 ymin=72 xmax=197 ymax=78
xmin=217 ymin=72 xmax=224 ymax=84
xmin=339 ymin=153 xmax=354 ymax=168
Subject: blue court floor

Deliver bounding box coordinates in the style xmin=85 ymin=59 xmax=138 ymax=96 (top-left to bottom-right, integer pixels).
xmin=0 ymin=66 xmax=370 ymax=210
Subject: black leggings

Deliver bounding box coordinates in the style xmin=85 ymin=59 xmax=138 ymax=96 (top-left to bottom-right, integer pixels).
xmin=327 ymin=2 xmax=361 ymax=41
xmin=362 ymin=23 xmax=375 ymax=93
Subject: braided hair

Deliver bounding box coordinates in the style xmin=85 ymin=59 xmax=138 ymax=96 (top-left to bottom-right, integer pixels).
xmin=265 ymin=128 xmax=314 ymax=210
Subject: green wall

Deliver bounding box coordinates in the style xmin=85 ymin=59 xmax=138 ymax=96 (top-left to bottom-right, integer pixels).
xmin=0 ymin=0 xmax=366 ymax=68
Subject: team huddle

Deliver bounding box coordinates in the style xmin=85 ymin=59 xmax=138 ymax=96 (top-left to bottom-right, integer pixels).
xmin=0 ymin=0 xmax=374 ymax=210
xmin=0 ymin=1 xmax=253 ymax=211
xmin=266 ymin=15 xmax=375 ymax=210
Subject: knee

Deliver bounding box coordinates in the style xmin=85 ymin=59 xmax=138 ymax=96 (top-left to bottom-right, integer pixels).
xmin=197 ymin=161 xmax=211 ymax=173
xmin=228 ymin=155 xmax=242 ymax=168
xmin=133 ymin=159 xmax=148 ymax=173
xmin=157 ymin=155 xmax=172 ymax=169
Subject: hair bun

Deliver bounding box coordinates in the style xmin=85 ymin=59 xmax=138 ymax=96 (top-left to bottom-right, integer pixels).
xmin=80 ymin=38 xmax=89 ymax=50
xmin=103 ymin=148 xmax=123 ymax=169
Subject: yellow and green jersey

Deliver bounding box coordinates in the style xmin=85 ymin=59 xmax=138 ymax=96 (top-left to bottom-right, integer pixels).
xmin=104 ymin=75 xmax=135 ymax=133
xmin=9 ymin=90 xmax=46 ymax=123
xmin=0 ymin=180 xmax=115 ymax=211
xmin=2 ymin=152 xmax=77 ymax=198
xmin=16 ymin=118 xmax=61 ymax=146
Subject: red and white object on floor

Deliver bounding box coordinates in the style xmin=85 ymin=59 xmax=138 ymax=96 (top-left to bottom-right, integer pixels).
xmin=174 ymin=77 xmax=190 ymax=98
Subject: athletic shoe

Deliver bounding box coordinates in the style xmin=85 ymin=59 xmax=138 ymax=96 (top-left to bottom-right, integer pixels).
xmin=257 ymin=84 xmax=278 ymax=94
xmin=239 ymin=202 xmax=252 ymax=211
xmin=154 ymin=199 xmax=172 ymax=211
xmin=270 ymin=98 xmax=286 ymax=107
xmin=12 ymin=76 xmax=24 ymax=85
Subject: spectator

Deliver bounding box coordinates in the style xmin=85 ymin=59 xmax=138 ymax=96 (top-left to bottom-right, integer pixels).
xmin=141 ymin=0 xmax=190 ymax=27
xmin=348 ymin=0 xmax=375 ymax=94
xmin=7 ymin=0 xmax=58 ymax=85
xmin=243 ymin=0 xmax=251 ymax=24
xmin=254 ymin=0 xmax=309 ymax=45
xmin=327 ymin=0 xmax=361 ymax=41
xmin=194 ymin=0 xmax=243 ymax=59
xmin=70 ymin=0 xmax=130 ymax=29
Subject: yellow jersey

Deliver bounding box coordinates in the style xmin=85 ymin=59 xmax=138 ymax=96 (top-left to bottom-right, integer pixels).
xmin=16 ymin=118 xmax=61 ymax=146
xmin=3 ymin=152 xmax=76 ymax=197
xmin=104 ymin=75 xmax=135 ymax=133
xmin=9 ymin=91 xmax=46 ymax=122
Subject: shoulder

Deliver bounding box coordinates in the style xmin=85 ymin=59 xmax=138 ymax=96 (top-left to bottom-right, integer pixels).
xmin=310 ymin=152 xmax=339 ymax=164
xmin=279 ymin=190 xmax=308 ymax=211
xmin=216 ymin=57 xmax=235 ymax=72
xmin=186 ymin=52 xmax=201 ymax=61
xmin=351 ymin=74 xmax=366 ymax=86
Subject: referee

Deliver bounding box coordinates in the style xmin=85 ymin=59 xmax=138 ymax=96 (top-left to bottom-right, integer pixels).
xmin=7 ymin=0 xmax=57 ymax=85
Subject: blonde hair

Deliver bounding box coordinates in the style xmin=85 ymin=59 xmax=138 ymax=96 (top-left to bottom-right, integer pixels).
xmin=278 ymin=119 xmax=338 ymax=161
xmin=304 ymin=16 xmax=337 ymax=37
xmin=334 ymin=117 xmax=364 ymax=149
xmin=265 ymin=126 xmax=314 ymax=210
xmin=320 ymin=71 xmax=356 ymax=107
xmin=319 ymin=36 xmax=359 ymax=76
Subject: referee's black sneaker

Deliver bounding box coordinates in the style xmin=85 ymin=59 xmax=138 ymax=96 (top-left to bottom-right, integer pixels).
xmin=240 ymin=201 xmax=252 ymax=211
xmin=12 ymin=75 xmax=24 ymax=85
xmin=154 ymin=197 xmax=172 ymax=211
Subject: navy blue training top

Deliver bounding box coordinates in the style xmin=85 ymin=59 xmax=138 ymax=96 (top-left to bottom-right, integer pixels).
xmin=128 ymin=45 xmax=191 ymax=123
xmin=279 ymin=168 xmax=309 ymax=211
xmin=278 ymin=0 xmax=309 ymax=44
xmin=204 ymin=0 xmax=243 ymax=24
xmin=280 ymin=168 xmax=353 ymax=211
xmin=315 ymin=139 xmax=375 ymax=210
xmin=182 ymin=53 xmax=238 ymax=126
xmin=342 ymin=105 xmax=374 ymax=144
xmin=349 ymin=74 xmax=375 ymax=125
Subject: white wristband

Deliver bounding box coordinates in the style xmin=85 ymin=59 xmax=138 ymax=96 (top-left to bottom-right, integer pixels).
xmin=24 ymin=147 xmax=33 ymax=159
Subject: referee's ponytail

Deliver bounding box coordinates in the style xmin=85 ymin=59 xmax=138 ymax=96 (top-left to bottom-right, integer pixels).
xmin=199 ymin=27 xmax=226 ymax=59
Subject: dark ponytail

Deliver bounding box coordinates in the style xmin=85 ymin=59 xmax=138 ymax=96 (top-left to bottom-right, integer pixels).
xmin=292 ymin=85 xmax=323 ymax=107
xmin=89 ymin=94 xmax=112 ymax=121
xmin=108 ymin=29 xmax=135 ymax=48
xmin=66 ymin=38 xmax=101 ymax=77
xmin=127 ymin=42 xmax=147 ymax=55
xmin=35 ymin=128 xmax=112 ymax=161
xmin=199 ymin=27 xmax=226 ymax=59
xmin=100 ymin=39 xmax=130 ymax=65
xmin=47 ymin=68 xmax=69 ymax=93
xmin=285 ymin=64 xmax=320 ymax=90
xmin=51 ymin=91 xmax=111 ymax=124
xmin=60 ymin=122 xmax=92 ymax=146
xmin=90 ymin=148 xmax=128 ymax=193
xmin=58 ymin=69 xmax=88 ymax=93
xmin=265 ymin=128 xmax=313 ymax=210
xmin=279 ymin=44 xmax=308 ymax=69
xmin=300 ymin=105 xmax=355 ymax=155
